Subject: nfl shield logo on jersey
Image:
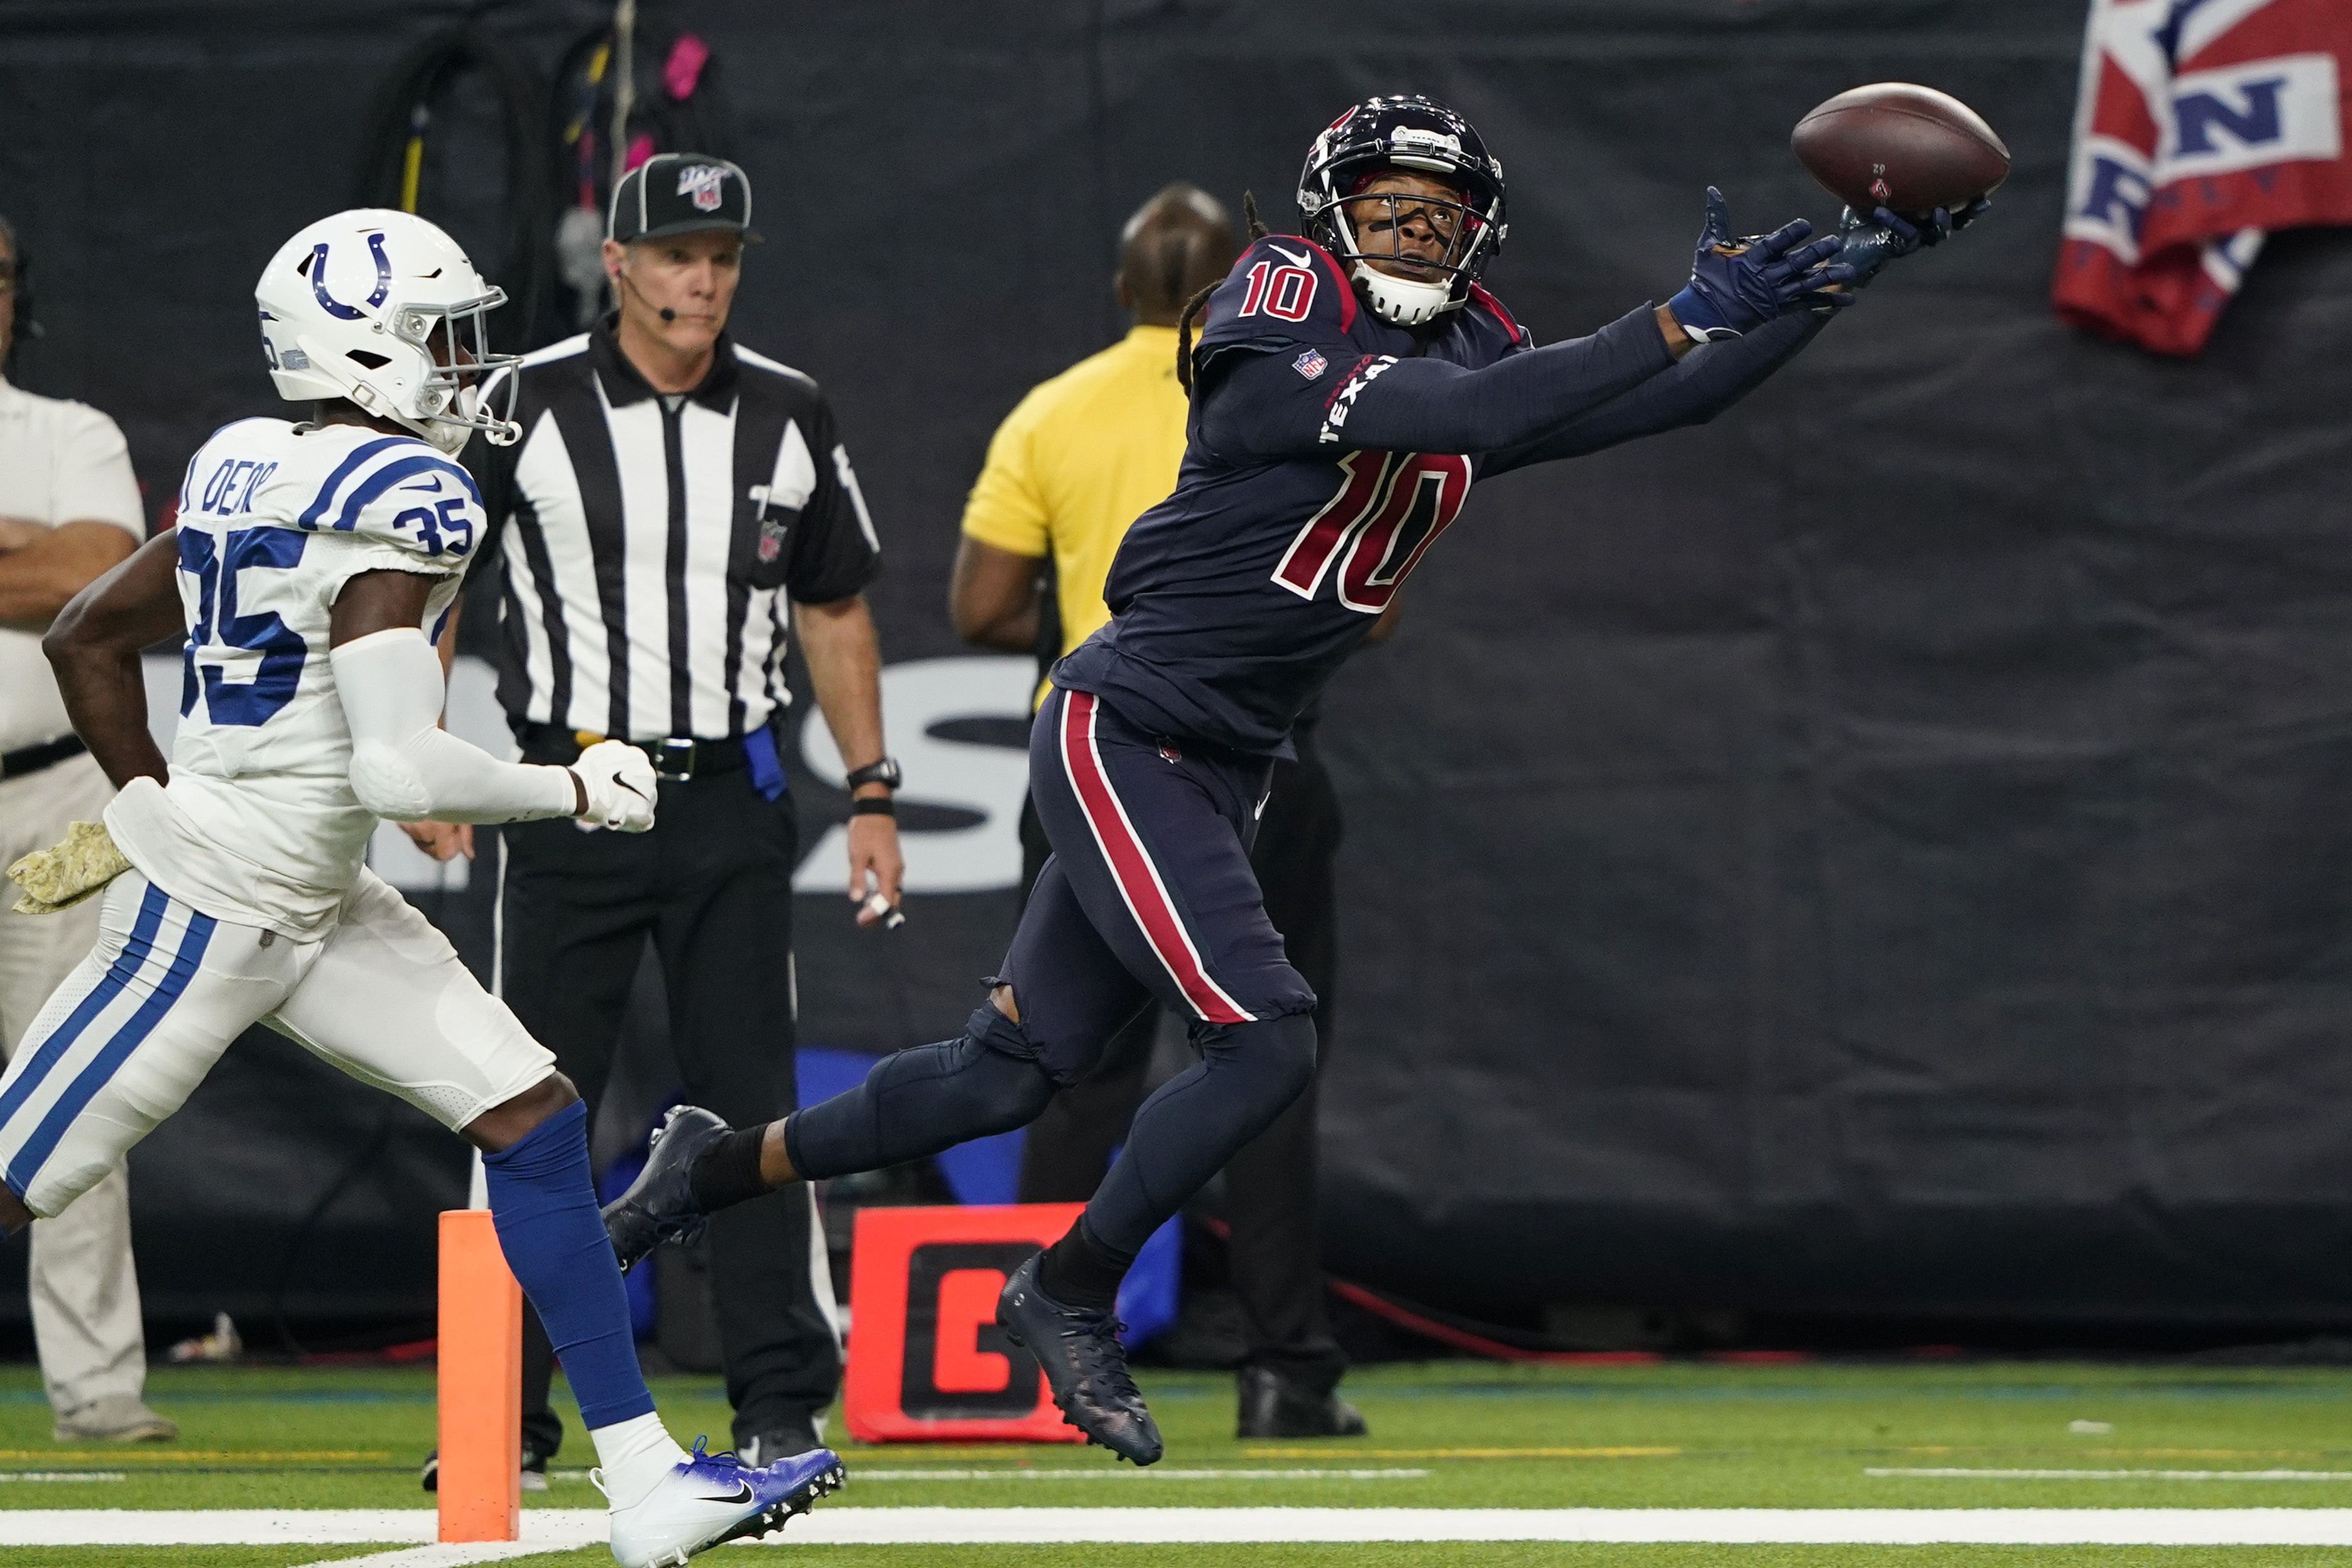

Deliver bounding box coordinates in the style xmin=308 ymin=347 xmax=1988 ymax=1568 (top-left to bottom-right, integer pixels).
xmin=758 ymin=516 xmax=787 ymax=564
xmin=1292 ymin=349 xmax=1327 ymax=381
xmin=677 ymin=164 xmax=728 ymax=212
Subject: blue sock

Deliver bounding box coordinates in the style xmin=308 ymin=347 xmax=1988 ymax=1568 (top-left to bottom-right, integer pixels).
xmin=481 ymin=1099 xmax=655 ymax=1430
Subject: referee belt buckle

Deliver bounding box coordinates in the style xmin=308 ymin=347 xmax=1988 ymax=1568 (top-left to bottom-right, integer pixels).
xmin=649 ymin=737 xmax=698 ymax=781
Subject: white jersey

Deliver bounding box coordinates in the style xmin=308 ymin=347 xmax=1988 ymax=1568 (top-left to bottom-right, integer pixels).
xmin=106 ymin=419 xmax=481 ymax=937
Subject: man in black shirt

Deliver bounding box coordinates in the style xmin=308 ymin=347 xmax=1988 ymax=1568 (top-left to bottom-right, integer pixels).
xmin=414 ymin=153 xmax=901 ymax=1477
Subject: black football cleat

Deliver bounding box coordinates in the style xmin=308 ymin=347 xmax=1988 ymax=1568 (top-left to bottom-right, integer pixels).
xmin=602 ymin=1105 xmax=729 ymax=1273
xmin=997 ymin=1253 xmax=1163 ymax=1465
xmin=1235 ymin=1365 xmax=1368 ymax=1439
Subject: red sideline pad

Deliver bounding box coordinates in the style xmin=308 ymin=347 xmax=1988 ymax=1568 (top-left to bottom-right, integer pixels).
xmin=844 ymin=1203 xmax=1086 ymax=1444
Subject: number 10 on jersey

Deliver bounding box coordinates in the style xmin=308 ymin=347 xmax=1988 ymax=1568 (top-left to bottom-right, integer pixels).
xmin=1272 ymin=450 xmax=1470 ymax=613
xmin=1237 ymin=259 xmax=1317 ymax=322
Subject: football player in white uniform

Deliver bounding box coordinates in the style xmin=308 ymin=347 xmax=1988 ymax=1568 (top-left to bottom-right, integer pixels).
xmin=0 ymin=210 xmax=841 ymax=1567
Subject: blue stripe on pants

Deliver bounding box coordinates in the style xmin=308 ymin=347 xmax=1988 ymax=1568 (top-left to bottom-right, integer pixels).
xmin=6 ymin=898 xmax=217 ymax=1197
xmin=0 ymin=884 xmax=169 ymax=1162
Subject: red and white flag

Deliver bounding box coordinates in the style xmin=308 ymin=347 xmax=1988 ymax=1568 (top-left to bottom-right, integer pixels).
xmin=2053 ymin=0 xmax=2352 ymax=355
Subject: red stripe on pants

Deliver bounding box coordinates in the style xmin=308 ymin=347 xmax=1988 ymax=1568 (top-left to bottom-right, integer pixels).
xmin=1057 ymin=691 xmax=1254 ymax=1025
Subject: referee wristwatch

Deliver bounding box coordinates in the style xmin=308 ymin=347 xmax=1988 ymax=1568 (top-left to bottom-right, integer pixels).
xmin=846 ymin=756 xmax=901 ymax=815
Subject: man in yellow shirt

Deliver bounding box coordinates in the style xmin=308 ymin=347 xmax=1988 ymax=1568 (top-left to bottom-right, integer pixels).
xmin=949 ymin=184 xmax=1365 ymax=1439
xmin=951 ymin=186 xmax=1217 ymax=684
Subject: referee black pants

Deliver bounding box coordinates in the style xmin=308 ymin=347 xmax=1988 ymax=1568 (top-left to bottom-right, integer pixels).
xmin=497 ymin=767 xmax=841 ymax=1454
xmin=1014 ymin=737 xmax=1348 ymax=1393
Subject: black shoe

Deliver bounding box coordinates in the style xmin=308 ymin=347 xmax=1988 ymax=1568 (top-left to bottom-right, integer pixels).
xmin=1235 ymin=1365 xmax=1368 ymax=1439
xmin=996 ymin=1254 xmax=1163 ymax=1466
xmin=420 ymin=1442 xmax=554 ymax=1493
xmin=738 ymin=1412 xmax=825 ymax=1467
xmin=602 ymin=1105 xmax=730 ymax=1273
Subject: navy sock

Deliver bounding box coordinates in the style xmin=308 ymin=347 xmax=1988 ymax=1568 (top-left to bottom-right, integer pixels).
xmin=1038 ymin=1218 xmax=1132 ymax=1312
xmin=688 ymin=1127 xmax=769 ymax=1213
xmin=481 ymin=1099 xmax=654 ymax=1430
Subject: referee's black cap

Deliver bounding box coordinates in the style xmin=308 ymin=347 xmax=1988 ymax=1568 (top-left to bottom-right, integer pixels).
xmin=609 ymin=153 xmax=760 ymax=244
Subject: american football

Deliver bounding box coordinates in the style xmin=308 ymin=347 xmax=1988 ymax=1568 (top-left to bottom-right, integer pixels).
xmin=1792 ymin=82 xmax=2011 ymax=215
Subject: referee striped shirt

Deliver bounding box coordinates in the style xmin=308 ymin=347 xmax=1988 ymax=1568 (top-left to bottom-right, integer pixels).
xmin=467 ymin=318 xmax=881 ymax=742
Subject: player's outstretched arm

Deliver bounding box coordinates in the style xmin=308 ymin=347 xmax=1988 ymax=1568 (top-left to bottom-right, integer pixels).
xmin=1481 ymin=197 xmax=1984 ymax=476
xmin=1481 ymin=312 xmax=1826 ymax=476
xmin=327 ymin=570 xmax=656 ymax=832
xmin=1202 ymin=307 xmax=1679 ymax=462
xmin=43 ymin=531 xmax=184 ymax=789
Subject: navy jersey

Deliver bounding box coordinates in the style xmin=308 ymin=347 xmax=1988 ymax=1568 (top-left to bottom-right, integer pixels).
xmin=1053 ymin=235 xmax=1538 ymax=755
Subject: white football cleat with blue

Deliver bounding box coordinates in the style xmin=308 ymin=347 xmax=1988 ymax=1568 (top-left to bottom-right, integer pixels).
xmin=599 ymin=1437 xmax=845 ymax=1567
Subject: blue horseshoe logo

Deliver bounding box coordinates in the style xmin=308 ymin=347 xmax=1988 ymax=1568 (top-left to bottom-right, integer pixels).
xmin=310 ymin=233 xmax=392 ymax=320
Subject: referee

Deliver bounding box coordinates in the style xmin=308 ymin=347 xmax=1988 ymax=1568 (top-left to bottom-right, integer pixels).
xmin=432 ymin=154 xmax=901 ymax=1474
xmin=951 ymin=183 xmax=1368 ymax=1439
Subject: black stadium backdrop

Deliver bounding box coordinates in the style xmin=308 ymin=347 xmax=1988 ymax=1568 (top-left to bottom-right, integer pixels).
xmin=4 ymin=0 xmax=2352 ymax=1344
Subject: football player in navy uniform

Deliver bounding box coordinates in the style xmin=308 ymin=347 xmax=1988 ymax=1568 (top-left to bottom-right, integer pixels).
xmin=604 ymin=94 xmax=1975 ymax=1462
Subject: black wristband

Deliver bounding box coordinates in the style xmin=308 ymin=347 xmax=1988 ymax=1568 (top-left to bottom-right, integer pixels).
xmin=851 ymin=795 xmax=896 ymax=817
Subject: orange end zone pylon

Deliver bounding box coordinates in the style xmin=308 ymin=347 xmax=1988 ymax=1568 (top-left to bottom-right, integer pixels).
xmin=437 ymin=1208 xmax=522 ymax=1542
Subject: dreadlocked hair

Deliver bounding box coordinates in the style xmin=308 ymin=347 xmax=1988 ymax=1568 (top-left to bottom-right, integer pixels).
xmin=1178 ymin=190 xmax=1273 ymax=396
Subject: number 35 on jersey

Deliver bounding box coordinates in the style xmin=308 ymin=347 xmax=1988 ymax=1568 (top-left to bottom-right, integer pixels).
xmin=172 ymin=418 xmax=480 ymax=732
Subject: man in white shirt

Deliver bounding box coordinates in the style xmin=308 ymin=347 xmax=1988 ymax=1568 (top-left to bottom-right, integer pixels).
xmin=0 ymin=212 xmax=173 ymax=1443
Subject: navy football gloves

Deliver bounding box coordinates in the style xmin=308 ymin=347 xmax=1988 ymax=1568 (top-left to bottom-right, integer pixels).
xmin=1836 ymin=196 xmax=1991 ymax=288
xmin=1666 ymin=187 xmax=1854 ymax=342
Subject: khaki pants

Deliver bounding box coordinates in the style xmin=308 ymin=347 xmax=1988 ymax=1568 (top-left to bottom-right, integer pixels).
xmin=0 ymin=752 xmax=150 ymax=1419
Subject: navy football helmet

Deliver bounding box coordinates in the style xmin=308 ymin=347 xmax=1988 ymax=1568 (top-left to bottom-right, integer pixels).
xmin=1298 ymin=94 xmax=1508 ymax=327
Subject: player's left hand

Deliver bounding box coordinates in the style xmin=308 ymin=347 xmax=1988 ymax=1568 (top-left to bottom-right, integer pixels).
xmin=398 ymin=820 xmax=474 ymax=861
xmin=846 ymin=814 xmax=904 ymax=928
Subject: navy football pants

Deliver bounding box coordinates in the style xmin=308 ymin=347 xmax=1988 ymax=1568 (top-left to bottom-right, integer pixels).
xmin=1010 ymin=687 xmax=1318 ymax=1065
xmin=788 ymin=685 xmax=1319 ymax=1258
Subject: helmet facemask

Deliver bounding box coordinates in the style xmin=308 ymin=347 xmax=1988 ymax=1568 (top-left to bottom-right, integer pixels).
xmin=1320 ymin=175 xmax=1498 ymax=327
xmin=379 ymin=291 xmax=521 ymax=455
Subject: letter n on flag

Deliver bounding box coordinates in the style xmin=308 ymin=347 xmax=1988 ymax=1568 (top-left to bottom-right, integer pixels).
xmin=2053 ymin=0 xmax=2352 ymax=354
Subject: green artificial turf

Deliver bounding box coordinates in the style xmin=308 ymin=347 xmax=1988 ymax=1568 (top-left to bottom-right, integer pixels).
xmin=16 ymin=1549 xmax=2352 ymax=1568
xmin=3 ymin=1359 xmax=2352 ymax=1564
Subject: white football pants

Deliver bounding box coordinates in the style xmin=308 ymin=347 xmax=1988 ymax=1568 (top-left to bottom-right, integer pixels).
xmin=0 ymin=753 xmax=150 ymax=1418
xmin=0 ymin=863 xmax=555 ymax=1220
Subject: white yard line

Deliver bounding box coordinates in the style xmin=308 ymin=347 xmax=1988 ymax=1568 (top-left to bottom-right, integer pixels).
xmin=543 ymin=1466 xmax=1426 ymax=1483
xmin=776 ymin=1467 xmax=1431 ymax=1482
xmin=1873 ymin=1467 xmax=2352 ymax=1482
xmin=24 ymin=1506 xmax=2352 ymax=1552
xmin=291 ymin=1547 xmax=561 ymax=1568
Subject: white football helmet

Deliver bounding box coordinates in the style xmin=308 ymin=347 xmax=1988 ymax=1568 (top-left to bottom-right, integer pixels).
xmin=255 ymin=209 xmax=520 ymax=455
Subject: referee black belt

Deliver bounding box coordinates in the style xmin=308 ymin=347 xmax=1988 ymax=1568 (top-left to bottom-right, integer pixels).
xmin=519 ymin=724 xmax=748 ymax=781
xmin=0 ymin=734 xmax=88 ymax=781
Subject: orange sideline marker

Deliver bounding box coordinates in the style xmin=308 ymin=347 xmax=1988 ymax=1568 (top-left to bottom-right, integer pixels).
xmin=437 ymin=1209 xmax=521 ymax=1542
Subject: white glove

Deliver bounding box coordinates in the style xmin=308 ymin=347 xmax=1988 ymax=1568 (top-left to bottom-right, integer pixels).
xmin=570 ymin=741 xmax=657 ymax=832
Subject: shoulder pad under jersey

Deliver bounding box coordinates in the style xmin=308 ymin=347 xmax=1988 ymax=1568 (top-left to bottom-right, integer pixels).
xmin=1465 ymin=282 xmax=1533 ymax=354
xmin=273 ymin=430 xmax=484 ymax=565
xmin=1190 ymin=235 xmax=1364 ymax=374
